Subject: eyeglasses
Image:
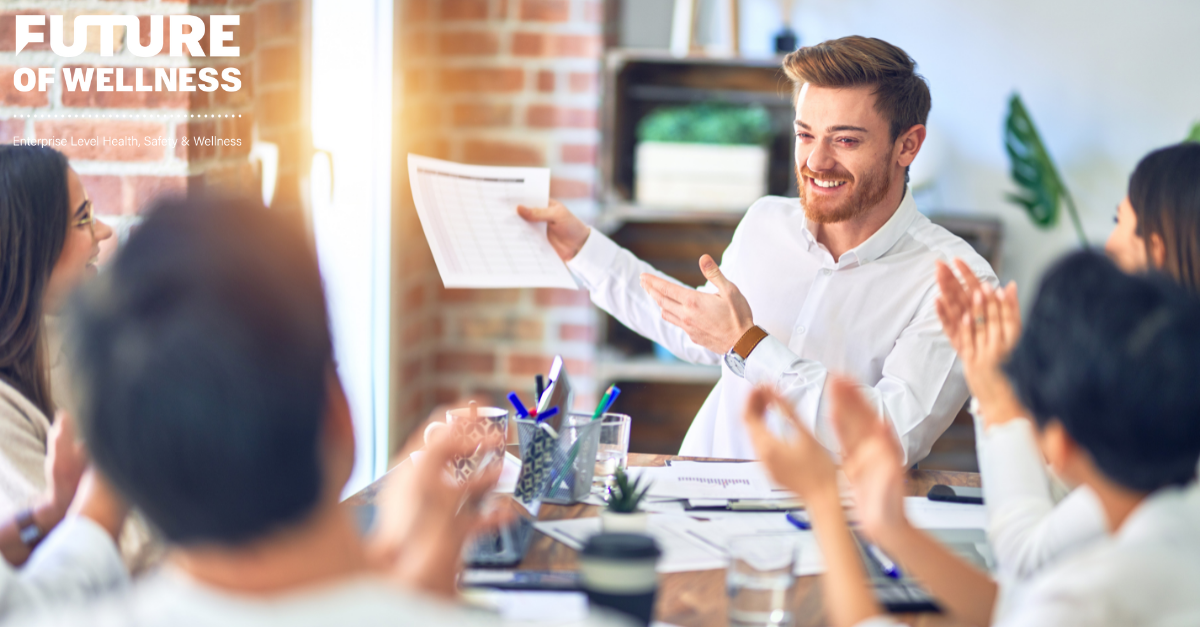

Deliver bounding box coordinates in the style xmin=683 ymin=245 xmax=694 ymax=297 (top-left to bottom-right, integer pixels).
xmin=73 ymin=198 xmax=95 ymax=231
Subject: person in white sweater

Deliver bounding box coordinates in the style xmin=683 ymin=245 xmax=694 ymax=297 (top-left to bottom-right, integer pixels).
xmin=24 ymin=194 xmax=627 ymax=627
xmin=746 ymin=250 xmax=1200 ymax=627
xmin=0 ymin=146 xmax=113 ymax=520
xmin=935 ymin=141 xmax=1200 ymax=581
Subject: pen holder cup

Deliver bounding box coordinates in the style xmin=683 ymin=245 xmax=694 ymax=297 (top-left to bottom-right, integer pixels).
xmin=516 ymin=414 xmax=604 ymax=504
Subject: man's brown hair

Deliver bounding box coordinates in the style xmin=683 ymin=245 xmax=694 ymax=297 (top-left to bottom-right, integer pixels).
xmin=782 ymin=35 xmax=931 ymax=142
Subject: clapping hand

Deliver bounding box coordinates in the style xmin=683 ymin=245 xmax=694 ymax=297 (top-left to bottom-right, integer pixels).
xmin=742 ymin=386 xmax=838 ymax=502
xmin=641 ymin=255 xmax=755 ymax=355
xmin=934 ymin=259 xmax=1026 ymax=428
xmin=368 ymin=410 xmax=509 ymax=598
xmin=828 ymin=377 xmax=909 ymax=544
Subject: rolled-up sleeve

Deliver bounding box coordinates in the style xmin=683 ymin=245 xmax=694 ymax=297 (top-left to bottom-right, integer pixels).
xmin=0 ymin=517 xmax=128 ymax=618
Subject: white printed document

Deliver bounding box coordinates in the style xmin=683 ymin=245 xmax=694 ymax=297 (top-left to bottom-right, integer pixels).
xmin=408 ymin=154 xmax=577 ymax=289
xmin=626 ymin=462 xmax=779 ymax=500
xmin=536 ymin=515 xmax=727 ymax=573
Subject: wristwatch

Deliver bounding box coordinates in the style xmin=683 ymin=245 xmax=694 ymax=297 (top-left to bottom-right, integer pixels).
xmin=723 ymin=325 xmax=769 ymax=378
xmin=15 ymin=508 xmax=45 ymax=548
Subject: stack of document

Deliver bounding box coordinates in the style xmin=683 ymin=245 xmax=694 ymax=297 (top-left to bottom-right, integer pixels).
xmin=625 ymin=461 xmax=783 ymax=500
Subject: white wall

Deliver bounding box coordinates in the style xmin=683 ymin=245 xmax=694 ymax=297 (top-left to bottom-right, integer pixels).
xmin=634 ymin=0 xmax=1200 ymax=297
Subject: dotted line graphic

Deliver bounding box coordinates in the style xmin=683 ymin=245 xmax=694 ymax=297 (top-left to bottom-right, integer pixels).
xmin=12 ymin=114 xmax=242 ymax=118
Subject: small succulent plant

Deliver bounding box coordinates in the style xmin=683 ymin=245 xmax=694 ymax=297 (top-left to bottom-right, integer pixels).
xmin=605 ymin=467 xmax=652 ymax=514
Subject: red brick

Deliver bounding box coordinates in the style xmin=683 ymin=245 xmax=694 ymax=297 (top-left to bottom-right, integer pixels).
xmin=462 ymin=139 xmax=543 ymax=166
xmin=0 ymin=12 xmax=50 ymax=52
xmin=256 ymin=0 xmax=300 ymax=42
xmin=0 ymin=67 xmax=49 ymax=106
xmin=519 ymin=0 xmax=569 ymax=21
xmin=404 ymin=0 xmax=432 ymax=21
xmin=218 ymin=114 xmax=253 ymax=158
xmin=212 ymin=66 xmax=251 ymax=108
xmin=451 ymin=103 xmax=512 ymax=127
xmin=405 ymin=68 xmax=430 ymax=94
xmin=568 ymin=71 xmax=598 ymax=92
xmin=436 ymin=350 xmax=496 ymax=374
xmin=561 ymin=143 xmax=596 ymax=164
xmin=228 ymin=11 xmax=255 ymax=56
xmin=404 ymin=283 xmax=426 ymax=310
xmin=439 ymin=287 xmax=522 ymax=304
xmin=552 ymin=34 xmax=602 ymax=58
xmin=458 ymin=317 xmax=543 ymax=341
xmin=494 ymin=0 xmax=510 ymax=19
xmin=0 ymin=118 xmax=23 ymax=141
xmin=59 ymin=67 xmax=190 ymax=109
xmin=535 ymin=288 xmax=591 ymax=306
xmin=509 ymin=353 xmax=591 ymax=377
xmin=402 ymin=30 xmax=431 ymax=58
xmin=440 ymin=31 xmax=499 ymax=55
xmin=258 ymin=43 xmax=300 ymax=87
xmin=402 ymin=101 xmax=443 ymax=133
xmin=537 ymin=70 xmax=555 ymax=92
xmin=256 ymin=86 xmax=300 ymax=128
xmin=176 ymin=121 xmax=218 ymax=160
xmin=442 ymin=68 xmax=524 ymax=93
xmin=407 ymin=136 xmax=450 ymax=159
xmin=441 ymin=0 xmax=488 ymax=20
xmin=550 ymin=178 xmax=593 ymax=199
xmin=526 ymin=105 xmax=597 ymax=128
xmin=129 ymin=175 xmax=187 ymax=212
xmin=79 ymin=175 xmax=123 ymax=216
xmin=34 ymin=121 xmax=167 ymax=162
xmin=559 ymin=323 xmax=595 ymax=342
xmin=512 ymin=32 xmax=545 ymax=56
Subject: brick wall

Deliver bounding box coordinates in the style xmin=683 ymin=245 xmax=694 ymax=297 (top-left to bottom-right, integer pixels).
xmin=394 ymin=0 xmax=604 ymax=441
xmin=0 ymin=0 xmax=307 ymax=252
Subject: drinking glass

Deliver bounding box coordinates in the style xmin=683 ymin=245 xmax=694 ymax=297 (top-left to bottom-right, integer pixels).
xmin=727 ymin=534 xmax=800 ymax=627
xmin=593 ymin=413 xmax=631 ymax=486
xmin=446 ymin=406 xmax=509 ymax=484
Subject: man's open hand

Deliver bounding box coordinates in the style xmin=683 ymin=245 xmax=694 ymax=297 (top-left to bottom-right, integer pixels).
xmin=640 ymin=255 xmax=754 ymax=354
xmin=517 ymin=199 xmax=590 ymax=261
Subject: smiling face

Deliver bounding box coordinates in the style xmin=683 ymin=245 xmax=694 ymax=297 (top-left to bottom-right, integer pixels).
xmin=794 ymin=84 xmax=905 ymax=225
xmin=43 ymin=168 xmax=113 ymax=313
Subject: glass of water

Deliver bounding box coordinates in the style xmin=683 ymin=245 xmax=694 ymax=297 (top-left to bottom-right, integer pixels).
xmin=727 ymin=534 xmax=800 ymax=627
xmin=592 ymin=413 xmax=631 ymax=486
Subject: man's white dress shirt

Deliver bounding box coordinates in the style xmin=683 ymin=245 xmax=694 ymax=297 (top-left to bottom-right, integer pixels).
xmin=976 ymin=417 xmax=1107 ymax=580
xmin=857 ymin=481 xmax=1200 ymax=627
xmin=0 ymin=517 xmax=127 ymax=620
xmin=569 ymin=190 xmax=996 ymax=463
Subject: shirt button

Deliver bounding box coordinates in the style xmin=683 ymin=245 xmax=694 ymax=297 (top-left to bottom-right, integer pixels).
xmin=796 ymin=326 xmax=806 ymax=335
xmin=821 ymin=268 xmax=833 ymax=276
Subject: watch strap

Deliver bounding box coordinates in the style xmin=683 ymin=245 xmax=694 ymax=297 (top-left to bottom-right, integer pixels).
xmin=732 ymin=325 xmax=769 ymax=360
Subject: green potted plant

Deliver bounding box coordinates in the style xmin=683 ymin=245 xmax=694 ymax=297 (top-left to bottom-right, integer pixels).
xmin=1004 ymin=93 xmax=1087 ymax=246
xmin=635 ymin=103 xmax=774 ymax=211
xmin=601 ymin=467 xmax=652 ymax=532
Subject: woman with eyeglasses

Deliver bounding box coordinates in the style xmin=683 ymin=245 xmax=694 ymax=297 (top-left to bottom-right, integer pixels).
xmin=0 ymin=144 xmax=113 ymax=540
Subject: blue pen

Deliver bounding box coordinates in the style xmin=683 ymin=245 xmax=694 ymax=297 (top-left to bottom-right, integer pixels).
xmin=600 ymin=386 xmax=621 ymax=414
xmin=507 ymin=392 xmax=529 ymax=419
xmin=868 ymin=544 xmax=902 ymax=579
xmin=535 ymin=407 xmax=559 ymax=423
xmin=785 ymin=510 xmax=810 ymax=530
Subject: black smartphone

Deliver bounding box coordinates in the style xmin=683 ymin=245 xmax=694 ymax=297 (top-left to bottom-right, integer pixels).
xmin=927 ymin=484 xmax=984 ymax=505
xmin=460 ymin=569 xmax=582 ymax=591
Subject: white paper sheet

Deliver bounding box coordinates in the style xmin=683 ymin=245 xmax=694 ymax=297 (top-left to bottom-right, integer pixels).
xmin=673 ymin=514 xmax=825 ymax=576
xmin=535 ymin=515 xmax=727 ymax=573
xmin=408 ymin=154 xmax=577 ymax=289
xmin=627 ymin=462 xmax=778 ymax=500
xmin=903 ymin=497 xmax=988 ymax=530
xmin=464 ymin=590 xmax=589 ymax=625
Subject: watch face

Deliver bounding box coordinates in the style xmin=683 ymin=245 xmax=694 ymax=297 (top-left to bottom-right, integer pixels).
xmin=724 ymin=351 xmax=746 ymax=378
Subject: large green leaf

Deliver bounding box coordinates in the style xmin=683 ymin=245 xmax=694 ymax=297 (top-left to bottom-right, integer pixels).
xmin=1004 ymin=93 xmax=1087 ymax=245
xmin=1004 ymin=94 xmax=1064 ymax=227
xmin=1187 ymin=121 xmax=1200 ymax=143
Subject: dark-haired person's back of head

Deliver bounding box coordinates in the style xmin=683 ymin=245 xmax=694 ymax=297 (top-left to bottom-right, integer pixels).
xmin=989 ymin=250 xmax=1200 ymax=624
xmin=38 ymin=196 xmax=565 ymax=627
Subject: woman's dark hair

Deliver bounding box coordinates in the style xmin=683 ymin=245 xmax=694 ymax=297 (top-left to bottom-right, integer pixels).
xmin=1005 ymin=251 xmax=1200 ymax=493
xmin=1128 ymin=142 xmax=1200 ymax=293
xmin=0 ymin=145 xmax=71 ymax=417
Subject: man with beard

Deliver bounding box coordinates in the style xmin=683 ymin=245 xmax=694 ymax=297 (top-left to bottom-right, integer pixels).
xmin=519 ymin=36 xmax=996 ymax=463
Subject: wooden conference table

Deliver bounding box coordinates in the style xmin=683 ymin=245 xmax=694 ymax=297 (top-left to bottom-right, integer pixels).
xmin=350 ymin=452 xmax=981 ymax=627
